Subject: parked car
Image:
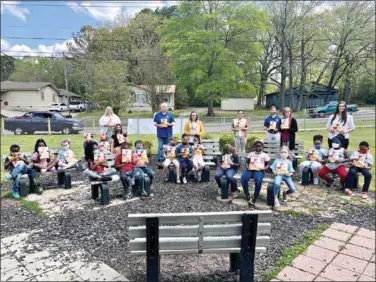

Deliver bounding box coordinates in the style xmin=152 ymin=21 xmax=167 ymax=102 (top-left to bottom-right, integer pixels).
xmin=69 ymin=100 xmax=86 ymax=112
xmin=49 ymin=103 xmax=69 ymax=112
xmin=4 ymin=111 xmax=84 ymax=135
xmin=309 ymin=101 xmax=359 ymax=118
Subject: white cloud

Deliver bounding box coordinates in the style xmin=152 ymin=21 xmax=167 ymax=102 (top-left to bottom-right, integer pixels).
xmin=67 ymin=1 xmax=180 ymax=21
xmin=0 ymin=1 xmax=29 ymax=22
xmin=1 ymin=38 xmax=74 ymax=58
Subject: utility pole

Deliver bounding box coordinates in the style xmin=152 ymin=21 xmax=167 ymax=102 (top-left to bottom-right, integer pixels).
xmin=63 ymin=57 xmax=71 ymax=116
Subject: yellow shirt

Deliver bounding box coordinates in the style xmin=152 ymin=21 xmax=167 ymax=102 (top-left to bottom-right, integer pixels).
xmin=184 ymin=120 xmax=205 ymax=136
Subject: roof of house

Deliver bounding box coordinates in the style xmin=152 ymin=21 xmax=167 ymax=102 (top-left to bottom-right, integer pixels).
xmin=58 ymin=89 xmax=81 ymax=98
xmin=0 ymin=81 xmax=60 ymax=92
xmin=265 ymin=83 xmax=339 ymax=96
xmin=134 ymin=85 xmax=176 ymax=93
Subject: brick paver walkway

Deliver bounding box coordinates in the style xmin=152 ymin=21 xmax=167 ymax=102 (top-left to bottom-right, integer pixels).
xmin=1 ymin=231 xmax=128 ymax=281
xmin=273 ymin=223 xmax=375 ymax=281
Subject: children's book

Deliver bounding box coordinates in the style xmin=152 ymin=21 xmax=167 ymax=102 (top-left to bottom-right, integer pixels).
xmin=38 ymin=147 xmax=50 ymax=159
xmin=308 ymin=149 xmax=319 ymax=161
xmin=276 ymin=162 xmax=289 ymax=175
xmin=83 ymin=133 xmax=92 ymax=141
xmin=181 ymin=146 xmax=190 ymax=158
xmin=190 ymin=123 xmax=199 ymax=135
xmin=328 ymin=150 xmax=340 ymax=163
xmin=222 ymin=154 xmax=231 ymax=169
xmin=64 ymin=150 xmax=77 ymax=163
xmin=269 ymin=121 xmax=277 ymax=131
xmin=248 ymin=156 xmax=260 ymax=171
xmin=193 ymin=145 xmax=203 ymax=156
xmin=137 ymin=149 xmax=148 ymax=163
xmin=121 ymin=149 xmax=132 ymax=163
xmin=353 ymin=153 xmax=366 ymax=168
xmin=161 ymin=118 xmax=168 ymax=128
xmin=117 ymin=134 xmax=126 ymax=144
xmin=167 ymin=146 xmax=176 ymax=159
xmin=332 ymin=122 xmax=342 ymax=135
xmin=281 ymin=118 xmax=290 ymax=129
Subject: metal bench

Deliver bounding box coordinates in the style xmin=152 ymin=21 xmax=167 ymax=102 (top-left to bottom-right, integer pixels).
xmin=128 ymin=210 xmax=272 ymax=282
xmin=263 ymin=139 xmax=304 ymax=169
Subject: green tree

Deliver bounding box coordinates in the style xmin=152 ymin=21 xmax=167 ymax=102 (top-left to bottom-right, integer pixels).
xmin=1 ymin=55 xmax=16 ymax=81
xmin=159 ymin=1 xmax=268 ymax=116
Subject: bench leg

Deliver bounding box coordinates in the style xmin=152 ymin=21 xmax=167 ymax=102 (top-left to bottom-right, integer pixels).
xmin=266 ymin=183 xmax=274 ymax=206
xmin=57 ymin=171 xmax=65 ymax=186
xmin=19 ymin=178 xmax=28 ymax=198
xmin=221 ymin=178 xmax=229 ymax=200
xmin=64 ymin=173 xmax=72 ymax=189
xmin=146 ymin=217 xmax=160 ymax=282
xmin=91 ymin=184 xmax=99 ymax=200
xmin=229 ymin=253 xmax=240 ymax=272
xmin=239 ymin=214 xmax=258 ymax=282
xmin=145 ymin=176 xmax=151 ymax=196
xmin=168 ymin=166 xmax=175 ymax=183
xmin=292 ymin=158 xmax=298 ymax=170
xmin=301 ymin=167 xmax=310 ymax=186
xmin=100 ymin=183 xmax=110 ymax=205
xmin=202 ymin=165 xmax=210 ymax=182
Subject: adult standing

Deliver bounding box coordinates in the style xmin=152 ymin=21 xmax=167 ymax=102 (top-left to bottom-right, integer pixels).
xmin=264 ymin=106 xmax=281 ymax=141
xmin=231 ymin=110 xmax=248 ymax=154
xmin=280 ymin=107 xmax=298 ymax=159
xmin=99 ymin=106 xmax=121 ymax=140
xmin=184 ymin=111 xmax=205 ymax=144
xmin=326 ymin=101 xmax=355 ymax=149
xmin=153 ymin=103 xmax=175 ymax=164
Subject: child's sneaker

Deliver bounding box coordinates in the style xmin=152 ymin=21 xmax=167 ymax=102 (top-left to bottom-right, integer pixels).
xmin=232 ymin=190 xmax=239 ymax=199
xmin=274 ymin=197 xmax=280 ymax=208
xmin=4 ymin=174 xmax=13 ymax=181
xmin=313 ymin=177 xmax=319 ymax=185
xmin=41 ymin=169 xmax=47 ymax=173
xmin=249 ymin=196 xmax=256 ymax=206
xmin=344 ymin=188 xmax=353 ymax=196
xmin=299 ymin=180 xmax=302 ymax=185
xmin=282 ymin=191 xmax=287 ymax=202
xmin=176 ymin=177 xmax=181 ymax=184
xmin=164 ymin=176 xmax=169 ymax=182
xmin=182 ymin=177 xmax=187 ymax=184
xmin=123 ymin=192 xmax=132 ymax=200
xmin=12 ymin=191 xmax=20 ymax=199
xmin=197 ymin=171 xmax=202 ymax=182
xmin=361 ymin=192 xmax=368 ymax=199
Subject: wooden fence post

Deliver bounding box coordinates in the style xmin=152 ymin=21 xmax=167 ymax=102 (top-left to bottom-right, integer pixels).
xmin=47 ymin=118 xmax=51 ymax=135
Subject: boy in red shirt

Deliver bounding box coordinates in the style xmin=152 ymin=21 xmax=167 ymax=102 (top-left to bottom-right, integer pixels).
xmin=115 ymin=142 xmax=145 ymax=199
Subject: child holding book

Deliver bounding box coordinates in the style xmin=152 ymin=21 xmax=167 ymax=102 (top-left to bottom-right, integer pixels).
xmin=270 ymin=146 xmax=295 ymax=208
xmin=98 ymin=133 xmax=111 ymax=154
xmin=111 ymin=124 xmax=129 ymax=154
xmin=163 ymin=137 xmax=181 ymax=183
xmin=133 ymin=140 xmax=155 ymax=196
xmin=32 ymin=139 xmax=58 ymax=173
xmin=192 ymin=135 xmax=205 ymax=182
xmin=57 ymin=139 xmax=78 ymax=170
xmin=176 ymin=135 xmax=194 ymax=184
xmin=345 ymin=141 xmax=373 ymax=199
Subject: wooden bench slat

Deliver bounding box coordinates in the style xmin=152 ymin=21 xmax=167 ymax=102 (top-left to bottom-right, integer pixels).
xmin=129 ymin=236 xmax=270 ymax=251
xmin=130 ymin=247 xmax=267 ymax=256
xmin=129 ymin=223 xmax=271 ymax=238
xmin=128 ymin=210 xmax=272 ymax=225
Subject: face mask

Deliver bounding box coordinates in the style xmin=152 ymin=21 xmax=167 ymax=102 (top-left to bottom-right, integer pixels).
xmin=62 ymin=145 xmax=69 ymax=151
xmin=314 ymin=145 xmax=321 ymax=150
xmin=280 ymin=152 xmax=288 ymax=159
xmin=136 ymin=145 xmax=143 ymax=150
xmin=360 ymin=149 xmax=368 ymax=154
xmin=93 ymin=150 xmax=99 ymax=155
xmin=332 ymin=143 xmax=340 ymax=149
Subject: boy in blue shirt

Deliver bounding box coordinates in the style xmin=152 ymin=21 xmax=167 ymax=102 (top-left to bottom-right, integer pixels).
xmin=176 ymin=135 xmax=193 ymax=184
xmin=153 ymin=103 xmax=175 ymax=164
xmin=264 ymin=106 xmax=281 ymax=141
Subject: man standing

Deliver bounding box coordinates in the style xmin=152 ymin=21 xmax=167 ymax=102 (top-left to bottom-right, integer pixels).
xmin=264 ymin=106 xmax=281 ymax=141
xmin=154 ymin=103 xmax=175 ymax=165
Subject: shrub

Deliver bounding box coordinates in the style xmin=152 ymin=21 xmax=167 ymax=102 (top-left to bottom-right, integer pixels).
xmin=219 ymin=134 xmax=257 ymax=153
xmin=202 ymin=133 xmax=214 ymax=140
xmin=245 ymin=136 xmax=257 ymax=152
xmin=143 ymin=140 xmax=153 ymax=157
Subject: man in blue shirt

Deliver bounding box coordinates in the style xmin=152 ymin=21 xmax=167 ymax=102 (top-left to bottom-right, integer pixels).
xmin=264 ymin=106 xmax=281 ymax=141
xmin=153 ymin=103 xmax=175 ymax=163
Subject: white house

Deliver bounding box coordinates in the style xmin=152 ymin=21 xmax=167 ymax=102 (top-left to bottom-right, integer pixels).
xmin=0 ymin=81 xmax=80 ymax=111
xmin=130 ymin=85 xmax=176 ymax=112
xmin=221 ymin=97 xmax=255 ymax=111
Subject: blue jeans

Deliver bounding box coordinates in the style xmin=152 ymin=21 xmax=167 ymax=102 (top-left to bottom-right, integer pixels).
xmin=345 ymin=167 xmax=372 ymax=192
xmin=241 ymin=170 xmax=264 ymax=198
xmin=139 ymin=167 xmax=155 ymax=185
xmin=273 ymin=175 xmax=295 ymax=197
xmin=10 ymin=163 xmax=28 ymax=193
xmin=179 ymin=159 xmax=194 ymax=175
xmin=215 ymin=167 xmax=237 ymax=192
xmin=157 ymin=137 xmax=170 ymax=162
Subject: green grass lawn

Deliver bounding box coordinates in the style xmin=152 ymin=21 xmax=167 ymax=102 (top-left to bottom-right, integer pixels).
xmin=1 ymin=127 xmax=375 ymax=189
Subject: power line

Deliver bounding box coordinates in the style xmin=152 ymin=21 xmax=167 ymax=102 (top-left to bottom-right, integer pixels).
xmin=1 ymin=2 xmax=173 ymax=8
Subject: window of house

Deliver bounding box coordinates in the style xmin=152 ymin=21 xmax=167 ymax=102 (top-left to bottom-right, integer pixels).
xmin=135 ymin=93 xmax=147 ymax=103
xmin=41 ymin=92 xmax=45 ymax=101
xmin=52 ymin=94 xmax=56 ymax=102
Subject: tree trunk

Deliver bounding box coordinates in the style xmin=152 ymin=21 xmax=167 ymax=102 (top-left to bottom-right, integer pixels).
xmin=343 ymin=68 xmax=351 ymax=104
xmin=296 ymin=38 xmax=306 ymax=112
xmin=324 ymin=59 xmax=340 ymax=102
xmin=257 ymin=67 xmax=268 ymax=107
xmin=288 ymin=49 xmax=294 ymax=109
xmin=279 ymin=44 xmax=287 ymax=110
xmin=112 ymin=106 xmax=121 ymax=116
xmin=207 ymin=95 xmax=215 ymax=116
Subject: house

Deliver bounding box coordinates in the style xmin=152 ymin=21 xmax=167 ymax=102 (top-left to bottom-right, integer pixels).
xmin=130 ymin=85 xmax=176 ymax=112
xmin=58 ymin=89 xmax=82 ymax=105
xmin=0 ymin=81 xmax=81 ymax=111
xmin=264 ymin=83 xmax=339 ymax=109
xmin=221 ymin=97 xmax=255 ymax=110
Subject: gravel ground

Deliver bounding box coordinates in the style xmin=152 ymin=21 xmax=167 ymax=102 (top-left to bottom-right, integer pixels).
xmin=1 ymin=163 xmax=375 ymax=282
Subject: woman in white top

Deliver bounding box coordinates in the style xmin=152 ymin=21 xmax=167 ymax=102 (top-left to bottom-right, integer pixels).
xmin=231 ymin=110 xmax=248 ymax=154
xmin=99 ymin=106 xmax=121 ymax=140
xmin=326 ymin=101 xmax=355 ymax=149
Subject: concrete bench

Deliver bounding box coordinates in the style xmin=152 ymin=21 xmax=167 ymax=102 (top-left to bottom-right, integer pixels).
xmin=128 ymin=210 xmax=272 ymax=282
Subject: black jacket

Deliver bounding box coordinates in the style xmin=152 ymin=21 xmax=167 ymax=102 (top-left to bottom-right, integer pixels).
xmin=218 ymin=153 xmax=240 ymax=170
xmin=279 ymin=117 xmax=298 ymax=150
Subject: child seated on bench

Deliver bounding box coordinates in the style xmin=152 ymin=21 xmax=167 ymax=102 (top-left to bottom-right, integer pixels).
xmin=215 ymin=144 xmax=240 ymax=197
xmin=318 ymin=136 xmax=350 ymax=194
xmin=241 ymin=140 xmax=270 ymax=205
xmin=98 ymin=133 xmax=111 ymax=154
xmin=83 ymin=133 xmax=96 ymax=149
xmin=192 ymin=135 xmax=205 ymax=182
xmin=32 ymin=139 xmax=58 ymax=173
xmin=115 ymin=142 xmax=145 ymax=200
xmin=271 ymin=146 xmax=295 ymax=208
xmin=163 ymin=137 xmax=181 ymax=183
xmin=133 ymin=140 xmax=155 ymax=195
xmin=299 ymin=135 xmax=326 ymax=185
xmin=4 ymin=144 xmax=33 ymax=199
xmin=345 ymin=141 xmax=373 ymax=199
xmin=57 ymin=139 xmax=78 ymax=170
xmin=83 ymin=141 xmax=116 ymax=181
xmin=176 ymin=135 xmax=194 ymax=184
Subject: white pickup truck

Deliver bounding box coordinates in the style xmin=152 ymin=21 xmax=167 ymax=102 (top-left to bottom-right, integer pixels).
xmin=69 ymin=101 xmax=85 ymax=112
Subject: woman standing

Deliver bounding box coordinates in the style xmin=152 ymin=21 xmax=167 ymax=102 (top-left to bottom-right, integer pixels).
xmin=232 ymin=110 xmax=248 ymax=154
xmin=279 ymin=107 xmax=298 ymax=159
xmin=326 ymin=101 xmax=355 ymax=149
xmin=99 ymin=107 xmax=121 ymax=140
xmin=184 ymin=111 xmax=205 ymax=144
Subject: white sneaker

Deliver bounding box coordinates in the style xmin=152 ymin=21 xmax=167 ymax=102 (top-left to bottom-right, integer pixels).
xmin=182 ymin=177 xmax=187 ymax=184
xmin=232 ymin=191 xmax=239 ymax=199
xmin=176 ymin=177 xmax=181 ymax=184
xmin=197 ymin=171 xmax=202 ymax=182
xmin=361 ymin=192 xmax=368 ymax=199
xmin=274 ymin=197 xmax=280 ymax=208
xmin=41 ymin=169 xmax=47 ymax=173
xmin=299 ymin=180 xmax=302 ymax=185
xmin=313 ymin=177 xmax=319 ymax=185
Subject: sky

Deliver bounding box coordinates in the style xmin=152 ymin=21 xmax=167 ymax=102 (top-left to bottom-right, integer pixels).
xmin=1 ymin=0 xmax=179 ymax=57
